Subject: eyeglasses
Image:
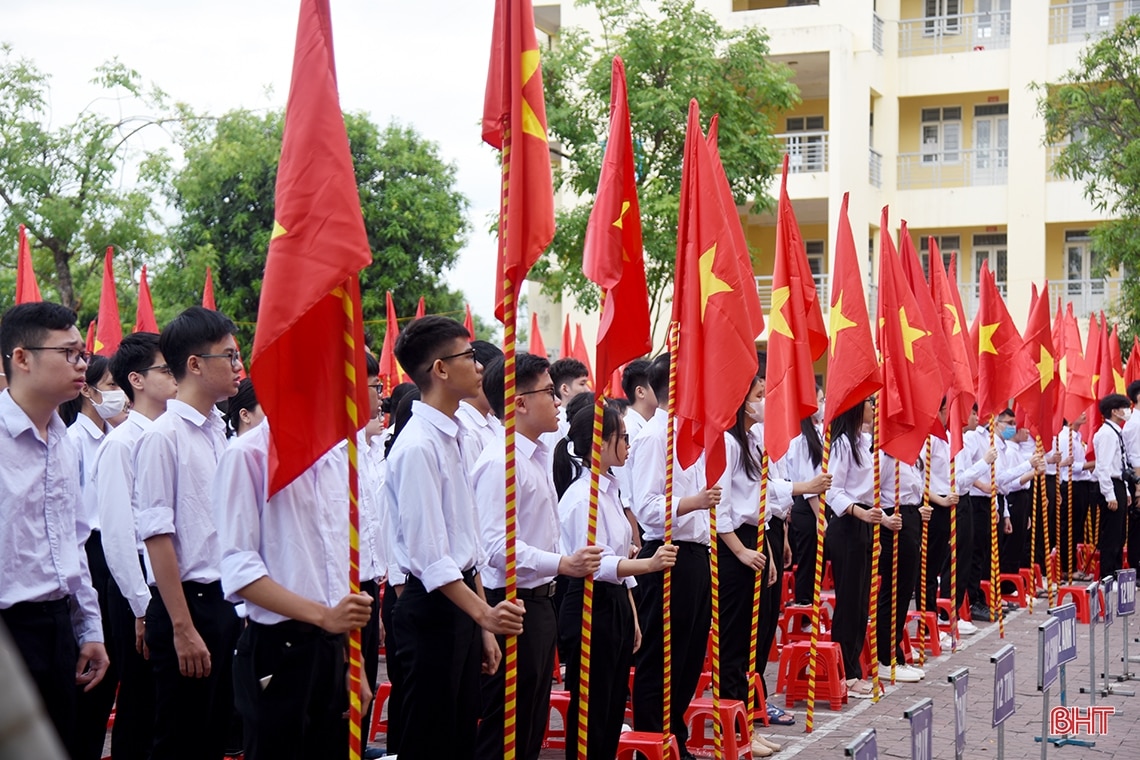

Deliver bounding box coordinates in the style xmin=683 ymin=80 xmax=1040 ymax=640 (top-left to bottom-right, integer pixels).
xmin=195 ymin=351 xmax=243 ymax=369
xmin=619 ymin=433 xmax=630 ymax=445
xmin=21 ymin=346 xmax=91 ymax=365
xmin=142 ymin=364 xmax=173 ymax=376
xmin=437 ymin=348 xmax=477 ymax=363
xmin=367 ymin=383 xmax=383 ymax=395
xmin=518 ymin=385 xmax=557 ymax=401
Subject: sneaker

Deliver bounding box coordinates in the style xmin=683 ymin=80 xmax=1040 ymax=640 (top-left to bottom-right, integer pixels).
xmin=904 ymin=664 xmax=926 ymax=679
xmin=939 ymin=631 xmax=953 ymax=649
xmin=751 ymin=739 xmax=774 ymax=758
xmin=969 ymin=604 xmax=994 ymax=622
xmin=957 ymin=619 xmax=978 ymax=635
xmin=846 ymin=678 xmax=875 ymax=698
xmin=753 ymin=735 xmax=782 ymax=752
xmin=880 ymin=663 xmax=921 ymax=683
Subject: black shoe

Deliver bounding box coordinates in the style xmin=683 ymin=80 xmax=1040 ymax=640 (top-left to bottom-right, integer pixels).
xmin=363 ymin=747 xmax=386 ymax=759
xmin=969 ymin=604 xmax=993 ymax=622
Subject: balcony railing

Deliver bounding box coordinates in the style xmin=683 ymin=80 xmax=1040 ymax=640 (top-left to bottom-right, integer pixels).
xmin=755 ymin=273 xmax=830 ymax=314
xmin=775 ymin=131 xmax=828 ymax=174
xmin=1049 ymin=1 xmax=1140 ymax=44
xmin=897 ymin=149 xmax=1008 ymax=189
xmin=899 ymin=10 xmax=1011 ymax=57
xmin=1048 ymin=277 xmax=1124 ymax=318
xmin=873 ymin=13 xmax=884 ymax=53
xmin=869 ymin=148 xmax=883 ymax=188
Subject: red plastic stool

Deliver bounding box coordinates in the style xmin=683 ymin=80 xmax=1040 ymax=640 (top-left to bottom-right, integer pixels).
xmin=998 ymin=573 xmax=1029 ymax=608
xmin=935 ymin=598 xmax=955 ymax=632
xmin=768 ymin=633 xmax=780 ymax=662
xmin=615 ymin=732 xmax=682 ymax=760
xmin=779 ymin=641 xmax=847 ymax=710
xmin=779 ymin=604 xmax=832 ymax=645
xmin=367 ymin=681 xmax=393 ymax=742
xmin=684 ymin=698 xmax=752 ymax=759
xmin=553 ymin=648 xmax=563 ymax=683
xmin=543 ymin=690 xmax=571 ymax=749
xmin=1077 ymin=544 xmax=1101 ymax=579
xmin=822 ymin=560 xmax=835 ymax=591
xmin=781 ymin=571 xmax=796 ymax=608
xmin=1057 ymin=585 xmax=1104 ymax=624
xmin=820 ymin=590 xmax=836 ymax=617
xmin=906 ymin=610 xmax=942 ymax=657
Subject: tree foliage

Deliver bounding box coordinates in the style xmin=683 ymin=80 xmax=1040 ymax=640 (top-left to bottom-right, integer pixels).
xmin=535 ymin=0 xmax=798 ymax=329
xmin=1037 ymin=16 xmax=1140 ymax=339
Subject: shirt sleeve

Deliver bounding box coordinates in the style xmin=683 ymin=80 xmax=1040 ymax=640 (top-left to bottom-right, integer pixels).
xmin=825 ymin=438 xmax=855 ymax=517
xmin=393 ymin=442 xmax=462 ymax=592
xmin=630 ymin=430 xmax=668 ymax=535
xmin=714 ymin=436 xmax=739 ymax=534
xmin=1094 ymin=429 xmax=1119 ymax=502
xmin=71 ymin=477 xmax=103 ymax=645
xmin=133 ymin=428 xmax=178 ymax=541
xmin=95 ymin=439 xmax=152 ymax=618
xmin=212 ymin=440 xmax=270 ymax=605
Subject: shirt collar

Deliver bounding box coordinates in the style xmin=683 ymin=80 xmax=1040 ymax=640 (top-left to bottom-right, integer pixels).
xmin=412 ymin=400 xmax=460 ymax=439
xmin=459 ymin=401 xmax=491 ymax=429
xmin=126 ymin=409 xmax=157 ymax=432
xmin=73 ymin=412 xmax=107 ymax=441
xmin=0 ymin=388 xmax=66 ymax=443
xmin=166 ymin=398 xmax=224 ymax=430
xmin=517 ymin=433 xmax=539 ymax=460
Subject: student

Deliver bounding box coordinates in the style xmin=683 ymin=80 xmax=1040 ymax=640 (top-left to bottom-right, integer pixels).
xmin=135 ymin=305 xmax=244 ymax=760
xmin=615 ymin=358 xmax=656 ymax=516
xmin=556 ymin=403 xmax=677 ymax=760
xmin=222 ymin=378 xmax=263 ymax=439
xmin=0 ymin=302 xmax=109 ymax=756
xmin=627 ymin=353 xmax=718 ymax=750
xmin=539 ymin=358 xmax=592 ymax=453
xmin=92 ymin=332 xmax=178 ymax=760
xmin=472 ymin=353 xmax=604 ymax=760
xmin=876 ymin=452 xmax=925 ymax=683
xmin=788 ymin=388 xmax=825 ymax=606
xmin=215 ymin=396 xmax=374 ymax=759
xmin=1094 ymin=393 xmax=1134 ymax=577
xmin=456 ymin=340 xmax=505 ymax=472
xmin=384 ymin=315 xmax=525 ymax=760
xmin=823 ymin=397 xmax=881 ymax=699
xmin=994 ymin=411 xmax=1044 ymax=592
xmin=1058 ymin=414 xmax=1096 ymax=579
xmin=1123 ymin=380 xmax=1140 ymax=570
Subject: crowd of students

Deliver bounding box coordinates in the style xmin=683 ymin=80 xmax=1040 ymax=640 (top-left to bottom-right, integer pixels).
xmin=3 ymin=301 xmax=1140 ymax=760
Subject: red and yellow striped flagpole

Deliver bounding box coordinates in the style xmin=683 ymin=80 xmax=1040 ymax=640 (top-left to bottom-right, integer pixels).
xmin=746 ymin=454 xmax=768 ymax=732
xmin=662 ymin=322 xmax=679 ymax=753
xmin=575 ymin=293 xmax=608 ymax=760
xmin=342 ymin=286 xmax=364 ymax=760
xmin=869 ymin=401 xmax=883 ymax=701
xmin=918 ymin=440 xmax=932 ymax=666
xmin=502 ymin=278 xmax=520 ymax=760
xmin=805 ymin=429 xmax=831 ymax=733
xmin=1067 ymin=428 xmax=1074 ymax=584
xmin=889 ymin=463 xmax=900 ymax=684
xmin=989 ymin=417 xmax=1004 ymax=638
xmin=710 ymin=475 xmax=723 ymax=759
xmin=949 ymin=457 xmax=959 ymax=652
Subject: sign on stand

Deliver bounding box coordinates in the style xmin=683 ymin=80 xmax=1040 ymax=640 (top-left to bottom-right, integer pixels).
xmin=904 ymin=698 xmax=933 ymax=760
xmin=947 ymin=668 xmax=969 ymax=760
xmin=844 ymin=728 xmax=878 ymax=760
xmin=992 ymin=644 xmax=1016 ymax=760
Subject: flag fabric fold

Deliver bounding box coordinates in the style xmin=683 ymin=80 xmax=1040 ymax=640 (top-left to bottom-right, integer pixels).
xmin=378 ymin=291 xmax=407 ymax=393
xmin=1059 ymin=303 xmax=1095 ymax=424
xmin=415 ymin=296 xmax=426 ymax=321
xmin=202 ymin=266 xmax=217 ymax=310
xmin=94 ymin=247 xmax=123 ymax=358
xmin=16 ymin=224 xmax=42 ymax=304
xmin=571 ymin=323 xmax=595 ymax=389
xmin=1014 ymin=282 xmax=1059 ymax=442
xmin=133 ymin=264 xmax=159 ymax=334
xmin=529 ymin=310 xmax=546 ymax=357
xmin=1108 ymin=323 xmax=1126 ymax=395
xmin=463 ymin=304 xmax=475 ymax=339
xmin=560 ymin=315 xmax=572 ymax=360
xmin=929 ymin=243 xmax=975 ymax=456
xmin=1126 ymin=336 xmax=1140 ymax=388
xmin=975 ymin=261 xmax=1036 ymax=421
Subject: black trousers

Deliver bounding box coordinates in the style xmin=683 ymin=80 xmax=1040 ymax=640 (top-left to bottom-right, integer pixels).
xmin=790 ymin=497 xmax=823 ymax=605
xmin=999 ymin=490 xmax=1031 ymax=591
xmin=1099 ymin=479 xmax=1131 ymax=578
xmin=1 ymin=598 xmax=79 ymax=756
xmin=232 ymin=620 xmax=347 ymax=760
xmin=876 ymin=506 xmax=920 ymax=665
xmin=560 ymin=579 xmax=634 ymax=760
xmin=146 ymin=580 xmax=241 ymax=760
xmin=936 ymin=496 xmax=974 ymax=613
xmin=391 ymin=573 xmax=482 ymax=760
xmin=74 ymin=531 xmax=119 ymax=760
xmin=717 ymin=522 xmax=769 ymax=704
xmin=756 ymin=518 xmax=784 ymax=697
xmin=632 ymin=540 xmax=710 ymax=745
xmin=968 ymin=494 xmax=998 ymax=607
xmin=107 ymin=562 xmax=155 ymax=760
xmin=1056 ymin=480 xmax=1092 ymax=577
xmin=359 ymin=579 xmax=381 ymax=741
xmin=824 ymin=513 xmax=871 ymax=680
xmin=919 ymin=502 xmax=949 ymax=613
xmin=476 ymin=587 xmax=557 ymax=760
xmin=380 ymin=579 xmax=402 ymax=752
xmin=1032 ymin=474 xmax=1059 ymax=570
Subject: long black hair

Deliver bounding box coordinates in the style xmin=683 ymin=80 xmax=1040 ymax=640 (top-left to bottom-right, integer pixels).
xmin=553 ymin=403 xmax=620 ymax=500
xmin=800 ymin=416 xmax=824 ymax=470
xmin=829 ymin=397 xmax=870 ymax=467
xmin=385 ymin=387 xmax=422 ymax=459
xmin=726 ymin=377 xmax=761 ymax=482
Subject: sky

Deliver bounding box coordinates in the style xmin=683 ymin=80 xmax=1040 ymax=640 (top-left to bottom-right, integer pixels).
xmin=4 ymin=0 xmax=504 ymax=323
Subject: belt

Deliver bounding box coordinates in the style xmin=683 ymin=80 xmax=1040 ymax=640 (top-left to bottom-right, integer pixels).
xmin=1 ymin=596 xmax=71 ymax=618
xmin=516 ymin=582 xmax=557 ymax=600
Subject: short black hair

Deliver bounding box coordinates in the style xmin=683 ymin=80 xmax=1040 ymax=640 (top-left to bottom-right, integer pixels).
xmin=382 ymin=381 xmax=417 ymax=416
xmin=550 ymin=358 xmax=589 ymax=398
xmin=364 ymin=350 xmax=380 ymax=378
xmin=648 ymin=353 xmax=671 ymax=402
xmin=0 ymin=302 xmax=78 ymax=377
xmin=223 ymin=378 xmax=259 ymax=437
xmin=1127 ymin=380 xmax=1140 ymax=405
xmin=394 ymin=315 xmax=471 ymax=390
xmin=621 ymin=358 xmax=653 ymax=402
xmin=1100 ymin=393 xmax=1130 ymax=420
xmin=998 ymin=408 xmax=1016 ymax=420
xmin=482 ymin=352 xmax=550 ymax=420
xmin=472 ymin=340 xmax=504 ymax=371
xmin=159 ymin=306 xmax=237 ymax=382
xmin=563 ymin=391 xmax=595 ymax=423
xmin=110 ymin=332 xmax=161 ymax=403
xmin=385 ymin=386 xmax=422 ymax=458
xmin=756 ymin=350 xmax=767 ymax=378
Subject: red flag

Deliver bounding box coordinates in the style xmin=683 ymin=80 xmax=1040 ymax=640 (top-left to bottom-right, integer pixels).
xmin=1014 ymin=282 xmax=1059 ymax=441
xmin=975 ymin=261 xmax=1035 ymax=420
xmin=1126 ymin=336 xmax=1140 ymax=387
xmin=94 ymin=247 xmax=122 ymax=357
xmin=462 ymin=303 xmax=475 ymax=339
xmin=947 ymin=252 xmax=978 ymax=383
xmin=1060 ymin=303 xmax=1095 ymax=423
xmin=823 ymin=192 xmax=881 ymax=426
xmin=415 ymin=296 xmax=426 ymax=320
xmin=1087 ymin=314 xmax=1105 ymax=432
xmin=930 ymin=240 xmax=975 ymax=455
xmin=1108 ymin=323 xmax=1126 ymax=394
xmin=202 ymin=266 xmax=217 ymax=310
xmin=581 ymin=56 xmax=652 ymax=393
xmin=482 ymin=0 xmax=555 ymax=323
xmin=875 ymin=208 xmax=942 ymax=463
xmin=674 ymin=100 xmax=763 ymax=483
xmin=529 ymin=310 xmax=546 ymax=357
xmin=571 ymin=323 xmax=594 ymax=389
xmin=609 ymin=366 xmax=623 ymax=398
xmin=378 ymin=291 xmax=407 ymax=392
xmin=250 ymin=0 xmax=373 ymax=496
xmin=133 ymin=265 xmax=159 ymax=334
xmin=85 ymin=319 xmax=96 ymax=355
xmin=16 ymin=225 xmax=42 ymax=304
xmin=764 ymin=155 xmax=827 ymax=462
xmin=560 ymin=315 xmax=572 ymax=360
xmin=898 ymin=221 xmax=952 ymax=439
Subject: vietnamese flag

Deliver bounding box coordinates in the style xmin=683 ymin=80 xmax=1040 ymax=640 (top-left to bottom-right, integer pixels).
xmin=463 ymin=303 xmax=475 ymax=339
xmin=1127 ymin=336 xmax=1140 ymax=387
xmin=673 ymin=100 xmax=763 ymax=484
xmin=975 ymin=262 xmax=1035 ymax=420
xmin=764 ymin=155 xmax=827 ymax=462
xmin=415 ymin=296 xmax=426 ymax=320
xmin=582 ymin=56 xmax=652 ymax=394
xmin=1087 ymin=314 xmax=1106 ymax=432
xmin=899 ymin=221 xmax=952 ymax=438
xmin=824 ymin=193 xmax=881 ymax=426
xmin=529 ymin=310 xmax=546 ymax=357
xmin=1059 ymin=303 xmax=1094 ymax=423
xmin=875 ymin=208 xmax=942 ymax=463
xmin=482 ymin=0 xmax=555 ymax=323
xmin=1108 ymin=323 xmax=1126 ymax=394
xmin=1014 ymin=282 xmax=1059 ymax=441
xmin=85 ymin=320 xmax=96 ymax=355
xmin=930 ymin=240 xmax=975 ymax=455
xmin=202 ymin=266 xmax=217 ymax=310
xmin=94 ymin=247 xmax=122 ymax=357
xmin=250 ymin=0 xmax=373 ymax=496
xmin=16 ymin=224 xmax=42 ymax=304
xmin=946 ymin=252 xmax=978 ymax=384
xmin=133 ymin=264 xmax=159 ymax=334
xmin=571 ymin=323 xmax=594 ymax=389
xmin=378 ymin=291 xmax=408 ymax=393
xmin=560 ymin=315 xmax=572 ymax=360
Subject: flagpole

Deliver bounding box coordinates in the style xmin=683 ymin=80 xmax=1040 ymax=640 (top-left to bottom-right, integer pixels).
xmin=502 ymin=277 xmax=520 ymax=760
xmin=890 ymin=463 xmax=900 ymax=684
xmin=869 ymin=400 xmax=883 ymax=702
xmin=342 ymin=286 xmax=364 ymax=760
xmin=805 ymin=429 xmax=830 ymax=733
xmin=663 ymin=321 xmax=679 ymax=753
xmin=989 ymin=416 xmax=1005 ymax=638
xmin=950 ymin=457 xmax=959 ymax=652
xmin=1068 ymin=428 xmax=1075 ymax=584
xmin=919 ymin=440 xmax=932 ymax=667
xmin=710 ymin=460 xmax=723 ymax=760
xmin=748 ymin=451 xmax=768 ymax=734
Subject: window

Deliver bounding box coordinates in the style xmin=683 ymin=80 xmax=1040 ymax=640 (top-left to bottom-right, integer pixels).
xmin=973 ymin=104 xmax=1009 ymax=184
xmin=786 ymin=116 xmax=826 ymax=173
xmin=924 ymin=0 xmax=960 ymax=36
xmin=921 ymin=107 xmax=961 ymax=164
xmin=976 ymin=0 xmax=1011 ymax=41
xmin=805 ymin=240 xmax=825 ymax=278
xmin=973 ymin=233 xmax=1008 ymax=286
xmin=1065 ymin=229 xmax=1103 ymax=297
xmin=919 ymin=235 xmax=961 ymax=278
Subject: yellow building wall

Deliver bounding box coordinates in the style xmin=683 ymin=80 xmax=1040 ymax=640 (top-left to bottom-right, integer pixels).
xmin=898 ymin=91 xmax=1009 ymax=154
xmin=900 ymin=0 xmax=985 ymax=19
xmin=1045 ymin=224 xmax=1068 ymax=282
xmin=745 ymin=221 xmax=830 ymax=277
xmin=899 ymin=224 xmax=1006 ymax=283
xmin=779 ymin=99 xmax=829 ymax=131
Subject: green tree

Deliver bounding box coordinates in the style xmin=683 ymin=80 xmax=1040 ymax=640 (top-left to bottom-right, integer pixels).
xmin=156 ymin=109 xmax=475 ymax=348
xmin=535 ymin=0 xmax=798 ymax=331
xmin=1037 ymin=16 xmax=1140 ymax=340
xmin=0 ymin=45 xmax=172 ymax=322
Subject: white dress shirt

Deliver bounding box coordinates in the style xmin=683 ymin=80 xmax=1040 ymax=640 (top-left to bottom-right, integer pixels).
xmin=628 ymin=408 xmax=708 ymax=543
xmin=614 ymin=407 xmax=652 ymax=508
xmin=329 ymin=431 xmax=385 ymax=584
xmin=472 ymin=433 xmax=561 ymax=589
xmin=375 ymin=460 xmax=405 ymax=585
xmin=928 ymin=433 xmax=990 ymax=496
xmin=385 ymin=400 xmax=481 ymax=592
xmin=964 ymin=426 xmax=994 ymax=498
xmin=1094 ymin=420 xmax=1130 ymax=502
xmin=1123 ymin=412 xmax=1140 ymax=470
xmin=559 ymin=471 xmax=634 ymax=587
xmin=716 ymin=429 xmax=794 ymax=533
xmin=134 ymin=399 xmax=228 ymax=585
xmin=879 ymin=453 xmax=925 ymax=508
xmin=68 ymin=413 xmax=108 ymax=534
xmin=213 ymin=420 xmax=348 ymax=625
xmin=782 ymin=429 xmax=824 ymax=483
xmin=1057 ymin=427 xmax=1093 ymax=482
xmin=824 ymin=431 xmax=874 ymax=517
xmin=456 ymin=400 xmax=503 ymax=473
xmin=995 ymin=437 xmax=1034 ymax=495
xmin=0 ymin=390 xmax=102 ymax=644
xmin=538 ymin=405 xmax=570 ymax=459
xmin=91 ymin=410 xmax=154 ymax=618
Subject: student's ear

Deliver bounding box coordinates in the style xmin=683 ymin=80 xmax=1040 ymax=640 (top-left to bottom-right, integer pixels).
xmin=128 ymin=371 xmax=147 ymax=394
xmin=185 ymin=354 xmax=203 ymax=377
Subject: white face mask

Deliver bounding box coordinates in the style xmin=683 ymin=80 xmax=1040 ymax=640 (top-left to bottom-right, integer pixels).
xmin=747 ymin=399 xmax=764 ymax=423
xmin=92 ymin=389 xmax=128 ymax=419
xmin=1122 ymin=408 xmax=1133 ymax=422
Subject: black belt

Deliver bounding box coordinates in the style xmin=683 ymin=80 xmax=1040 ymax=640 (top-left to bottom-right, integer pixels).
xmin=515 ymin=582 xmax=557 ymax=600
xmin=1 ymin=596 xmax=71 ymax=618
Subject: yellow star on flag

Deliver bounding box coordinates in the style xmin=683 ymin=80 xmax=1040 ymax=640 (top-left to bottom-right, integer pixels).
xmin=899 ymin=306 xmax=929 ymax=362
xmin=271 ymin=220 xmax=288 ymax=240
xmin=1037 ymin=345 xmax=1055 ymax=392
xmin=699 ymin=243 xmax=732 ymax=320
xmin=829 ymin=291 xmax=856 ymax=357
xmin=1058 ymin=355 xmax=1069 ymax=388
xmin=979 ymin=322 xmax=1000 ymax=355
xmin=944 ymin=302 xmax=962 ymax=335
xmin=614 ymin=201 xmax=632 ymax=262
xmin=520 ymin=49 xmax=547 ymax=141
xmin=769 ymin=286 xmax=793 ymax=339
xmin=1114 ymin=368 xmax=1125 ymax=393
